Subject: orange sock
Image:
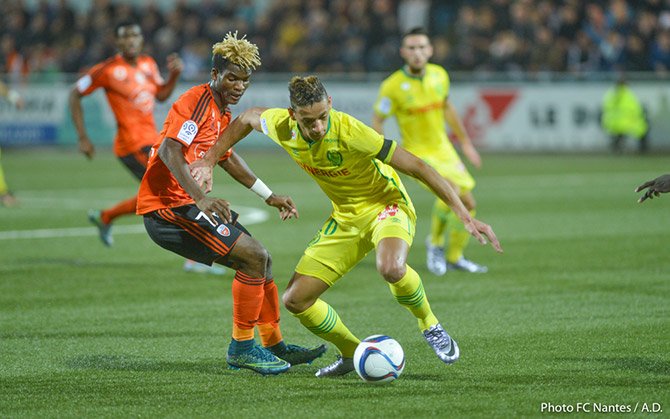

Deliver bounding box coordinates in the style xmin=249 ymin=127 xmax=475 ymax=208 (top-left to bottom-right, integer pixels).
xmin=258 ymin=278 xmax=283 ymax=347
xmin=101 ymin=195 xmax=138 ymax=225
xmin=231 ymin=271 xmax=265 ymax=341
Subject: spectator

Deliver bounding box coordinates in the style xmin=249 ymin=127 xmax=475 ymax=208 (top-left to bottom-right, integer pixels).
xmin=2 ymin=0 xmax=670 ymax=76
xmin=650 ymin=30 xmax=670 ymax=72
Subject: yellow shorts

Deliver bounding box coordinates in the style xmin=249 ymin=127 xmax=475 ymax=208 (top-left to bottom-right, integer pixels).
xmin=295 ymin=204 xmax=415 ymax=287
xmin=422 ymin=155 xmax=475 ymax=194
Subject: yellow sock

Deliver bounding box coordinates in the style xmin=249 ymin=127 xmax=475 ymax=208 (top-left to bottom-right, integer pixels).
xmin=292 ymin=299 xmax=360 ymax=358
xmin=0 ymin=148 xmax=8 ymax=195
xmin=429 ymin=199 xmax=450 ymax=247
xmin=446 ymin=210 xmax=475 ymax=263
xmin=389 ymin=265 xmax=439 ymax=331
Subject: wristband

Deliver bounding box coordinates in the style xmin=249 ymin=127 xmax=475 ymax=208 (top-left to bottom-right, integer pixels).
xmin=7 ymin=90 xmax=20 ymax=106
xmin=250 ymin=178 xmax=273 ymax=201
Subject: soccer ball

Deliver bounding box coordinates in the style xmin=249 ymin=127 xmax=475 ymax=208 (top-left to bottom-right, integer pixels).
xmin=353 ymin=335 xmax=405 ymax=383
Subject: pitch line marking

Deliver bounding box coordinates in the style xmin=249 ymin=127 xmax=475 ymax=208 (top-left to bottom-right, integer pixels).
xmin=0 ymin=206 xmax=268 ymax=241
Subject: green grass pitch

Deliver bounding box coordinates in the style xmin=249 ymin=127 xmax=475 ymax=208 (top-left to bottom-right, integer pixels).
xmin=1 ymin=148 xmax=668 ymax=417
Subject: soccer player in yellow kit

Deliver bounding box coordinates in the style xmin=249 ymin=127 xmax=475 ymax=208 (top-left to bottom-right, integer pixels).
xmin=373 ymin=27 xmax=487 ymax=275
xmin=192 ymin=76 xmax=502 ymax=377
xmin=0 ymin=80 xmax=24 ymax=207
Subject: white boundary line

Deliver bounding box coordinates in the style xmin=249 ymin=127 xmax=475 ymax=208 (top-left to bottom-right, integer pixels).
xmin=0 ymin=206 xmax=268 ymax=241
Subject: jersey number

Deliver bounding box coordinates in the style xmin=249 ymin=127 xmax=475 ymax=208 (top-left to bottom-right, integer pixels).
xmin=195 ymin=211 xmax=217 ymax=227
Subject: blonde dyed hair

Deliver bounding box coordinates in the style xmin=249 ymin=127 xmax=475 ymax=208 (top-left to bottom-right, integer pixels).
xmin=211 ymin=31 xmax=261 ymax=70
xmin=288 ymin=75 xmax=328 ymax=108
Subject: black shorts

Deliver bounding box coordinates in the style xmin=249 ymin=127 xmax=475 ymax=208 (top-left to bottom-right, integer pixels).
xmin=119 ymin=145 xmax=152 ymax=181
xmin=143 ymin=204 xmax=251 ymax=267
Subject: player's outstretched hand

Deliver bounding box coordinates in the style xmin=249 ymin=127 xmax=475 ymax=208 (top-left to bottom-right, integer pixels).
xmin=462 ymin=142 xmax=482 ymax=169
xmin=635 ymin=174 xmax=670 ymax=203
xmin=190 ymin=160 xmax=214 ymax=193
xmin=265 ymin=194 xmax=299 ymax=220
xmin=166 ymin=53 xmax=184 ymax=75
xmin=195 ymin=196 xmax=231 ymax=225
xmin=465 ymin=218 xmax=503 ymax=253
xmin=79 ymin=137 xmax=95 ymax=160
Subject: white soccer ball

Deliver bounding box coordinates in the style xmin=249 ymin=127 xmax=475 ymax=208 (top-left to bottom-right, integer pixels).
xmin=353 ymin=335 xmax=405 ymax=383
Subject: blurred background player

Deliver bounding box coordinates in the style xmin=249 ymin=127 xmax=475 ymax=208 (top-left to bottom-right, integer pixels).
xmin=68 ymin=19 xmax=220 ymax=274
xmin=636 ymin=174 xmax=670 ymax=202
xmin=191 ymin=75 xmax=502 ymax=377
xmin=601 ymin=76 xmax=649 ymax=153
xmin=0 ymin=80 xmax=24 ymax=207
xmin=137 ymin=33 xmax=326 ymax=375
xmin=372 ymin=27 xmax=488 ymax=276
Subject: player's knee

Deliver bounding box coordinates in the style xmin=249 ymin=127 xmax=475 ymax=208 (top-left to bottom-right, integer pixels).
xmin=282 ymin=287 xmax=305 ymax=314
xmin=239 ymin=240 xmax=268 ymax=277
xmin=377 ymin=260 xmax=406 ymax=284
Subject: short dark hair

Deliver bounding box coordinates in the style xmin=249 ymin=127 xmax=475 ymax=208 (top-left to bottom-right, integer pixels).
xmin=114 ymin=19 xmax=141 ymax=37
xmin=403 ymin=27 xmax=429 ymax=40
xmin=288 ymin=76 xmax=328 ymax=109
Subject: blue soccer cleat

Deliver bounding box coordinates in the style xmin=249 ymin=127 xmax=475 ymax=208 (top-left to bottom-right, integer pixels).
xmin=88 ymin=209 xmax=113 ymax=247
xmin=269 ymin=343 xmax=327 ymax=366
xmin=227 ymin=342 xmax=291 ymax=376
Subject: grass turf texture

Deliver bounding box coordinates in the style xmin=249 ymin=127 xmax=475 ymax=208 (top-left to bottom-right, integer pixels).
xmin=1 ymin=149 xmax=668 ymax=417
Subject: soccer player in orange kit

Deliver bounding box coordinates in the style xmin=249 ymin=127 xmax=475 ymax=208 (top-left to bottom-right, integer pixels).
xmin=137 ymin=32 xmax=326 ymax=375
xmin=69 ymin=19 xmax=182 ymax=247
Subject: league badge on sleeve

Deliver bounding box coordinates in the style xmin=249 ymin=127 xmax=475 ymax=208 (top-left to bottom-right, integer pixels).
xmin=177 ymin=120 xmax=198 ymax=145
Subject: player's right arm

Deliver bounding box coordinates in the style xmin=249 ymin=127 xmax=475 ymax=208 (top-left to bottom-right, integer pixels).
xmin=636 ymin=174 xmax=670 ymax=203
xmin=372 ymin=81 xmax=394 ymax=135
xmin=371 ymin=113 xmax=386 ymax=135
xmin=69 ymin=65 xmax=108 ymax=160
xmin=190 ymin=107 xmax=268 ymax=188
xmin=157 ymin=137 xmax=233 ymax=223
xmin=68 ymin=87 xmax=95 ymax=159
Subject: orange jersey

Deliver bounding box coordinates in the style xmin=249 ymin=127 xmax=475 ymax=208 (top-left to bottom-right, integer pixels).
xmin=137 ymin=84 xmax=233 ymax=214
xmin=76 ymin=54 xmax=164 ymax=156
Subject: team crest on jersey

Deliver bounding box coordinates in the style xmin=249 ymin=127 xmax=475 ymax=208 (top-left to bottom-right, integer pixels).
xmin=291 ymin=129 xmax=297 ymax=140
xmin=216 ymin=225 xmax=231 ymax=237
xmin=326 ymin=150 xmax=343 ymax=167
xmin=377 ymin=204 xmax=399 ymax=221
xmin=113 ymin=66 xmax=127 ymax=80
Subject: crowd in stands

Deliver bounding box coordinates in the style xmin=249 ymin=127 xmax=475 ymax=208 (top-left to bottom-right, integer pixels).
xmin=2 ymin=0 xmax=670 ymax=81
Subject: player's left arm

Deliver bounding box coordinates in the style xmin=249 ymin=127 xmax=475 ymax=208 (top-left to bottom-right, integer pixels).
xmin=218 ymin=150 xmax=298 ymax=220
xmin=444 ymin=97 xmax=481 ymax=168
xmin=386 ymin=143 xmax=502 ymax=253
xmin=156 ymin=53 xmax=183 ymax=102
xmin=190 ymin=107 xmax=268 ymax=189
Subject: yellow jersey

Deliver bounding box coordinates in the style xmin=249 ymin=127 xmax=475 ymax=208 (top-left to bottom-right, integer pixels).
xmin=259 ymin=108 xmax=415 ymax=223
xmin=375 ymin=63 xmax=459 ymax=161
